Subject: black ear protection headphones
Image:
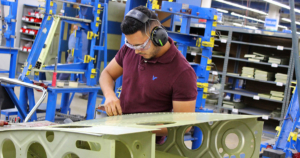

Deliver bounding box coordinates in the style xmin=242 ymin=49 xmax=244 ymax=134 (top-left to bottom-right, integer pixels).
xmin=125 ymin=9 xmax=168 ymax=47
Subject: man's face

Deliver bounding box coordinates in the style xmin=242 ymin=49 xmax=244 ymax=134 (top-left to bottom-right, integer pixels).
xmin=73 ymin=25 xmax=78 ymax=30
xmin=125 ymin=31 xmax=160 ymax=59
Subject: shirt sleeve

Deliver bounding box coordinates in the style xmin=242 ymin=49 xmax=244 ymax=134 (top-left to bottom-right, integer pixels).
xmin=172 ymin=68 xmax=198 ymax=101
xmin=115 ymin=45 xmax=128 ymax=68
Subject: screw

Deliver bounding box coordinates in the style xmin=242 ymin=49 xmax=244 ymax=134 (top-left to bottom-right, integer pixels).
xmin=169 ymin=8 xmax=172 ymax=11
xmin=197 ymin=12 xmax=200 ymax=15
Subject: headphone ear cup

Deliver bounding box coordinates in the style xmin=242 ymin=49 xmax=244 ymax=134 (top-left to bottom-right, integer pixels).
xmin=151 ymin=26 xmax=168 ymax=47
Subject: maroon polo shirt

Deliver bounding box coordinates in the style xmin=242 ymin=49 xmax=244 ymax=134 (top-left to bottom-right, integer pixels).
xmin=115 ymin=37 xmax=197 ymax=114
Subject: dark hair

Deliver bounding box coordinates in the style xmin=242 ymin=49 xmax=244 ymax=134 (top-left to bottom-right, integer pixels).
xmin=121 ymin=6 xmax=159 ymax=35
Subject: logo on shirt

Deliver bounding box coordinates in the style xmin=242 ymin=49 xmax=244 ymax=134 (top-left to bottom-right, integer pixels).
xmin=152 ymin=75 xmax=158 ymax=81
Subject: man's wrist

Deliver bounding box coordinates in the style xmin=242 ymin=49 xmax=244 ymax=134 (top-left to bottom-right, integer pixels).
xmin=104 ymin=91 xmax=117 ymax=98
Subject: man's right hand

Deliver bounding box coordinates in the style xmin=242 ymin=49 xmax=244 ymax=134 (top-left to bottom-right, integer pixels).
xmin=104 ymin=95 xmax=122 ymax=116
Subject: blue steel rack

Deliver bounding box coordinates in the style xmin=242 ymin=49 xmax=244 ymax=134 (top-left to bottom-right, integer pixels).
xmin=0 ymin=0 xmax=19 ymax=78
xmin=2 ymin=0 xmax=108 ymax=122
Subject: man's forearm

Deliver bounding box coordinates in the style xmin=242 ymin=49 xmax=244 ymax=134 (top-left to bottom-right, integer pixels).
xmin=100 ymin=70 xmax=117 ymax=97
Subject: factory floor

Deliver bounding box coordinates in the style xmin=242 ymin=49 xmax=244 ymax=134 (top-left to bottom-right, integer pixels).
xmin=1 ymin=86 xmax=272 ymax=150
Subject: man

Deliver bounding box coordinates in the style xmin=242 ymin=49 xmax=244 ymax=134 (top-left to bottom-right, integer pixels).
xmin=99 ymin=6 xmax=197 ymax=137
xmin=59 ymin=24 xmax=89 ymax=99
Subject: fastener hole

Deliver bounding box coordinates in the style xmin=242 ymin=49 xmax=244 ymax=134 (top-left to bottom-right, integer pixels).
xmin=223 ymin=153 xmax=229 ymax=158
xmin=225 ymin=133 xmax=239 ymax=149
xmin=46 ymin=131 xmax=54 ymax=142
xmin=219 ymin=148 xmax=223 ymax=153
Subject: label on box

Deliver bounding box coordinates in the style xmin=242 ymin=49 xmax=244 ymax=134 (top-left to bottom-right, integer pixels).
xmin=211 ymin=87 xmax=216 ymax=91
xmin=28 ymin=49 xmax=31 ymax=52
xmin=25 ymin=30 xmax=28 ymax=33
xmin=232 ymin=109 xmax=238 ymax=113
xmin=271 ymin=63 xmax=278 ymax=68
xmin=36 ymin=15 xmax=40 ymax=19
xmin=255 ymin=30 xmax=262 ymax=34
xmin=61 ymin=10 xmax=65 ymax=13
xmin=20 ymin=29 xmax=23 ymax=33
xmin=182 ymin=4 xmax=189 ymax=10
xmin=19 ymin=47 xmax=22 ymax=51
xmin=30 ymin=12 xmax=34 ymax=15
xmin=276 ymin=82 xmax=283 ymax=86
xmin=262 ymin=115 xmax=269 ymax=120
xmin=212 ymin=71 xmax=218 ymax=75
xmin=23 ymin=48 xmax=27 ymax=52
xmin=26 ymin=18 xmax=29 ymax=21
xmin=253 ymin=95 xmax=260 ymax=100
xmin=30 ymin=31 xmax=35 ymax=35
xmin=221 ymin=39 xmax=227 ymax=43
xmin=30 ymin=19 xmax=34 ymax=22
xmin=23 ymin=26 xmax=27 ymax=29
xmin=191 ymin=52 xmax=197 ymax=56
xmin=277 ymin=46 xmax=284 ymax=50
xmin=22 ymin=17 xmax=25 ymax=20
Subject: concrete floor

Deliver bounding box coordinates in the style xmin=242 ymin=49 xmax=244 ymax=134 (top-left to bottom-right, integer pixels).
xmin=1 ymin=86 xmax=271 ymax=150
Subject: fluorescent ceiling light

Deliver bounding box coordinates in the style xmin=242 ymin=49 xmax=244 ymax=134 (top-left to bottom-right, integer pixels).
xmin=264 ymin=0 xmax=300 ymax=14
xmin=281 ymin=18 xmax=300 ymax=25
xmin=216 ymin=8 xmax=228 ymax=13
xmin=214 ymin=0 xmax=268 ymax=15
xmin=231 ymin=12 xmax=265 ymax=23
xmin=245 ymin=26 xmax=258 ymax=30
xmin=233 ymin=23 xmax=242 ymax=27
xmin=278 ymin=25 xmax=288 ymax=29
xmin=232 ymin=12 xmax=287 ymax=30
xmin=233 ymin=23 xmax=258 ymax=30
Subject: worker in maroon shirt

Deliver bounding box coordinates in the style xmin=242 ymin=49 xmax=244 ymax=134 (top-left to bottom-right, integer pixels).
xmin=99 ymin=6 xmax=197 ymax=137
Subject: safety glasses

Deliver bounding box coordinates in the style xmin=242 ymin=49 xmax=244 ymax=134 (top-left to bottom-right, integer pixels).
xmin=125 ymin=38 xmax=151 ymax=51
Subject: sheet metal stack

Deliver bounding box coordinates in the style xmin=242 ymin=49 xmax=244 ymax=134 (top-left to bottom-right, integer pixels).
xmin=244 ymin=52 xmax=268 ymax=62
xmin=270 ymin=91 xmax=284 ymax=101
xmin=268 ymin=57 xmax=288 ymax=65
xmin=258 ymin=93 xmax=271 ymax=99
xmin=254 ymin=69 xmax=275 ymax=81
xmin=241 ymin=67 xmax=255 ymax=78
xmin=275 ymin=73 xmax=288 ymax=84
xmin=222 ymin=101 xmax=246 ymax=109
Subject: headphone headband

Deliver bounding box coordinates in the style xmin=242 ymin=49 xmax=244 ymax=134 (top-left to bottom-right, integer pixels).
xmin=125 ymin=10 xmax=149 ymax=23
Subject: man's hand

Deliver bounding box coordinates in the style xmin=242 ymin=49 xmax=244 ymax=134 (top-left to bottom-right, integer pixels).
xmin=0 ymin=120 xmax=8 ymax=126
xmin=104 ymin=95 xmax=122 ymax=116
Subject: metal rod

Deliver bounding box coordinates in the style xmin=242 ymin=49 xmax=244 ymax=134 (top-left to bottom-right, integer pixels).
xmin=52 ymin=0 xmax=93 ymax=7
xmin=289 ymin=0 xmax=300 ymax=114
xmin=0 ymin=77 xmax=47 ymax=123
xmin=58 ymin=15 xmax=92 ymax=23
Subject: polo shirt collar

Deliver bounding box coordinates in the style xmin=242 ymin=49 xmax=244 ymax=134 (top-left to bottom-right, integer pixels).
xmin=144 ymin=37 xmax=177 ymax=64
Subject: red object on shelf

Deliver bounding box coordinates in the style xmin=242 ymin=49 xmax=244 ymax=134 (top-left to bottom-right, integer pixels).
xmin=29 ymin=17 xmax=35 ymax=22
xmin=34 ymin=18 xmax=42 ymax=23
xmin=23 ymin=46 xmax=31 ymax=52
xmin=21 ymin=28 xmax=26 ymax=33
xmin=25 ymin=16 xmax=30 ymax=21
xmin=33 ymin=30 xmax=38 ymax=35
